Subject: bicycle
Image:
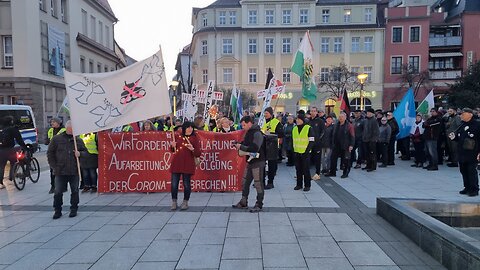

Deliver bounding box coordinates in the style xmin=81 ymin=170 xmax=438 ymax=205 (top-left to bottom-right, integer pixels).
xmin=12 ymin=146 xmax=40 ymax=190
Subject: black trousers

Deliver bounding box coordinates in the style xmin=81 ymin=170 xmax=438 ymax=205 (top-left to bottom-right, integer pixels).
xmin=0 ymin=148 xmax=16 ymax=185
xmin=351 ymin=138 xmax=364 ymax=165
xmin=379 ymin=142 xmax=388 ymax=165
xmin=264 ymin=160 xmax=277 ymax=185
xmin=312 ymin=145 xmax=322 ymax=174
xmin=387 ymin=137 xmax=396 ymax=164
xmin=413 ymin=140 xmax=426 ymax=164
xmin=459 ymin=162 xmax=479 ymax=192
xmin=295 ymin=153 xmax=311 ymax=188
xmin=286 ymin=150 xmax=294 ymax=165
xmin=330 ymin=146 xmax=350 ymax=176
xmin=364 ymin=141 xmax=377 ymax=170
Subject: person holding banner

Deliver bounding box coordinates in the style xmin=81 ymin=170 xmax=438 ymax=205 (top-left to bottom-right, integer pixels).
xmin=170 ymin=121 xmax=201 ymax=211
xmin=262 ymin=107 xmax=284 ymax=189
xmin=233 ymin=116 xmax=266 ymax=212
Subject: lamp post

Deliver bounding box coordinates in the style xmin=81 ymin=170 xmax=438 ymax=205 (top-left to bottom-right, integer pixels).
xmin=357 ymin=73 xmax=368 ymax=111
xmin=171 ymin=80 xmax=179 ymax=116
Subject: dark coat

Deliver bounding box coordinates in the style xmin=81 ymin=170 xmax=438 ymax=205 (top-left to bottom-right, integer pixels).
xmin=387 ymin=118 xmax=399 ymax=137
xmin=352 ymin=117 xmax=364 ymax=139
xmin=47 ymin=133 xmax=87 ymax=176
xmin=284 ymin=123 xmax=295 ymax=151
xmin=454 ymin=119 xmax=480 ymax=163
xmin=362 ymin=116 xmax=379 ymax=142
xmin=309 ymin=116 xmax=325 ymax=145
xmin=379 ymin=124 xmax=392 ymax=143
xmin=332 ymin=122 xmax=355 ymax=150
xmin=170 ymin=133 xmax=201 ymax=175
xmin=321 ymin=124 xmax=334 ymax=148
xmin=240 ymin=124 xmax=265 ymax=163
xmin=423 ymin=115 xmax=442 ymax=140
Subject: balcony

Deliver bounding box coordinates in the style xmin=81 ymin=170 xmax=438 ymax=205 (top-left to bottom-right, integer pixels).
xmin=429 ymin=36 xmax=462 ymax=47
xmin=430 ymin=70 xmax=462 ymax=80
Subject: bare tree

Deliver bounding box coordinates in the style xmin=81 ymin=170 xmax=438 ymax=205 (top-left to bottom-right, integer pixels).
xmin=399 ymin=64 xmax=432 ymax=98
xmin=316 ymin=62 xmax=361 ymax=99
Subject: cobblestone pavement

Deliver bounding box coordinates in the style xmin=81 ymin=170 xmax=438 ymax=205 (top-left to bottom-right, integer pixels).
xmin=0 ymin=154 xmax=462 ymax=269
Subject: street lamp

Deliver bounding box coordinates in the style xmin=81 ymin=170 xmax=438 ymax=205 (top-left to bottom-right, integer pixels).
xmin=357 ymin=73 xmax=368 ymax=111
xmin=171 ymin=80 xmax=179 ymax=116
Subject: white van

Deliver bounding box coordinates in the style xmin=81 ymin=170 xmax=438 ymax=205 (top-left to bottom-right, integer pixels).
xmin=0 ymin=105 xmax=38 ymax=151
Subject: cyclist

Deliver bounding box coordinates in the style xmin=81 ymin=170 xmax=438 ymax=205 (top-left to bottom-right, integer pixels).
xmin=0 ymin=116 xmax=26 ymax=189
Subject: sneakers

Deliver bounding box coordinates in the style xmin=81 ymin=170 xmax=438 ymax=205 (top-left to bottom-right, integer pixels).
xmin=232 ymin=198 xmax=248 ymax=209
xmin=82 ymin=186 xmax=91 ymax=193
xmin=53 ymin=211 xmax=62 ymax=219
xmin=69 ymin=210 xmax=77 ymax=218
xmin=171 ymin=200 xmax=177 ymax=211
xmin=180 ymin=200 xmax=189 ymax=211
xmin=312 ymin=174 xmax=321 ymax=181
xmin=249 ymin=203 xmax=263 ymax=213
xmin=0 ymin=184 xmax=5 ymax=189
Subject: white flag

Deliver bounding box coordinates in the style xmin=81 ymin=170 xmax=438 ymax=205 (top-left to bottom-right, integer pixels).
xmin=257 ymin=76 xmax=276 ymax=127
xmin=64 ymin=49 xmax=171 ymax=135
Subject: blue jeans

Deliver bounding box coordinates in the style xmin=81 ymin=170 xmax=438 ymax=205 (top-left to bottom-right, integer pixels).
xmin=53 ymin=175 xmax=79 ymax=211
xmin=82 ymin=168 xmax=98 ymax=187
xmin=425 ymin=140 xmax=438 ymax=167
xmin=171 ymin=173 xmax=192 ymax=201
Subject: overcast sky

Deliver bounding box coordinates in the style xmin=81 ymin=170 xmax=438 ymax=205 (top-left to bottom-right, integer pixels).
xmin=109 ymin=0 xmax=214 ymax=82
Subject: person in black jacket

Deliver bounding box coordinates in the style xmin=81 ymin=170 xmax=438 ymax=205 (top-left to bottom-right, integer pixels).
xmin=309 ymin=107 xmax=325 ymax=180
xmin=386 ymin=112 xmax=399 ymax=165
xmin=423 ymin=108 xmax=442 ymax=170
xmin=449 ymin=108 xmax=480 ymax=196
xmin=0 ymin=116 xmax=26 ymax=189
xmin=363 ymin=108 xmax=380 ymax=171
xmin=233 ymin=116 xmax=266 ymax=212
xmin=351 ymin=110 xmax=365 ymax=169
xmin=326 ymin=112 xmax=355 ymax=178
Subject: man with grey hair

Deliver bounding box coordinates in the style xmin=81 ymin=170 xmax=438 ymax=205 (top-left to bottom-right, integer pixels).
xmin=48 ymin=120 xmax=88 ymax=219
xmin=326 ymin=112 xmax=354 ymax=178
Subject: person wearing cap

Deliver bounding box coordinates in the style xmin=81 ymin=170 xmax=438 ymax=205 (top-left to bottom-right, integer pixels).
xmin=261 ymin=107 xmax=284 ymax=189
xmin=292 ymin=114 xmax=315 ymax=191
xmin=309 ymin=107 xmax=325 ymax=181
xmin=423 ymin=108 xmax=442 ymax=171
xmin=46 ymin=117 xmax=66 ymax=194
xmin=362 ymin=108 xmax=380 ymax=171
xmin=448 ymin=108 xmax=480 ymax=196
xmin=325 ymin=112 xmax=355 ymax=178
xmin=445 ymin=107 xmax=461 ymax=167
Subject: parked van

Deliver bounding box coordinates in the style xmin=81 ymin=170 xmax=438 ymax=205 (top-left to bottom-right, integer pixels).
xmin=0 ymin=105 xmax=38 ymax=151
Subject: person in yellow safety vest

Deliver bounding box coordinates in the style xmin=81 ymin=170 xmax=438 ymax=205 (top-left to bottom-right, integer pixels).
xmin=173 ymin=118 xmax=183 ymax=132
xmin=163 ymin=117 xmax=174 ymax=132
xmin=228 ymin=116 xmax=239 ymax=131
xmin=261 ymin=107 xmax=284 ymax=189
xmin=292 ymin=113 xmax=315 ymax=192
xmin=122 ymin=124 xmax=133 ymax=132
xmin=46 ymin=117 xmax=66 ymax=194
xmin=79 ymin=133 xmax=99 ymax=192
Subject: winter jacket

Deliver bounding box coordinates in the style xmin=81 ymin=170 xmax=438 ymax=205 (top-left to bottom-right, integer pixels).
xmin=352 ymin=117 xmax=364 ymax=139
xmin=453 ymin=119 xmax=480 ymax=163
xmin=47 ymin=133 xmax=87 ymax=176
xmin=321 ymin=124 xmax=334 ymax=148
xmin=309 ymin=116 xmax=325 ymax=145
xmin=387 ymin=118 xmax=399 ymax=137
xmin=445 ymin=114 xmax=461 ymax=134
xmin=362 ymin=116 xmax=380 ymax=143
xmin=240 ymin=124 xmax=265 ymax=163
xmin=378 ymin=124 xmax=392 ymax=143
xmin=0 ymin=125 xmax=26 ymax=149
xmin=332 ymin=122 xmax=355 ymax=150
xmin=284 ymin=123 xmax=295 ymax=151
xmin=170 ymin=133 xmax=201 ymax=175
xmin=423 ymin=115 xmax=442 ymax=140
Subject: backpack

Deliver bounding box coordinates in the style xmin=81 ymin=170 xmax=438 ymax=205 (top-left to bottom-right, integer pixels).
xmin=264 ymin=133 xmax=278 ymax=161
xmin=0 ymin=127 xmax=10 ymax=147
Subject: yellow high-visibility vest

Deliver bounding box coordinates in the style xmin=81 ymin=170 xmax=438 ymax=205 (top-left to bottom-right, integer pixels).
xmin=48 ymin=127 xmax=66 ymax=140
xmin=122 ymin=125 xmax=133 ymax=132
xmin=262 ymin=118 xmax=280 ymax=134
xmin=79 ymin=133 xmax=98 ymax=154
xmin=292 ymin=125 xmax=311 ymax=154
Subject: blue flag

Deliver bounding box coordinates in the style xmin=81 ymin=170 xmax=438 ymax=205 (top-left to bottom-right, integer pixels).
xmin=237 ymin=93 xmax=243 ymax=124
xmin=393 ymin=89 xmax=416 ymax=139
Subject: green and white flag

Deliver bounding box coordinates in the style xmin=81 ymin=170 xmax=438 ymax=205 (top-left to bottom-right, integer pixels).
xmin=291 ymin=31 xmax=317 ymax=102
xmin=230 ymin=84 xmax=240 ymax=123
xmin=56 ymin=96 xmax=70 ymax=117
xmin=417 ymin=89 xmax=434 ymax=115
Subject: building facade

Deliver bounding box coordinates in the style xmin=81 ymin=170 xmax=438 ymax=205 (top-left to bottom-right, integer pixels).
xmin=189 ymin=0 xmax=385 ymax=114
xmin=0 ymin=0 xmax=124 ymax=140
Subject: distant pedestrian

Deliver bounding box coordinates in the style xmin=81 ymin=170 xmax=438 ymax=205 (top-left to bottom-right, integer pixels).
xmin=79 ymin=132 xmax=98 ymax=193
xmin=410 ymin=114 xmax=426 ymax=167
xmin=283 ymin=116 xmax=295 ymax=167
xmin=310 ymin=107 xmax=325 ymax=181
xmin=326 ymin=112 xmax=354 ymax=178
xmin=386 ymin=112 xmax=399 ymax=165
xmin=363 ymin=108 xmax=379 ymax=172
xmin=423 ymin=108 xmax=442 ymax=171
xmin=378 ymin=117 xmax=392 ymax=168
xmin=351 ymin=110 xmax=365 ymax=169
xmin=142 ymin=120 xmax=157 ymax=131
xmin=445 ymin=107 xmax=461 ymax=167
xmin=320 ymin=116 xmax=334 ymax=174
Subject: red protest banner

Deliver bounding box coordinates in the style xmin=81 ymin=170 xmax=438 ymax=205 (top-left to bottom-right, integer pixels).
xmin=98 ymin=130 xmax=247 ymax=193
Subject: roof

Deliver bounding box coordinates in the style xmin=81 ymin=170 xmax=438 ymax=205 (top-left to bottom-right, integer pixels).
xmin=206 ymin=0 xmax=240 ymax=8
xmin=94 ymin=0 xmax=117 ymax=19
xmin=315 ymin=0 xmax=377 ymax=5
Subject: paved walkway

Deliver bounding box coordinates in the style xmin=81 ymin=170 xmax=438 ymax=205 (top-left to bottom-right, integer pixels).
xmin=0 ymin=155 xmax=470 ymax=269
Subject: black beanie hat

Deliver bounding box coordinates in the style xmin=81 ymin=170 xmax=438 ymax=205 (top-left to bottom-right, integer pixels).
xmin=264 ymin=107 xmax=274 ymax=116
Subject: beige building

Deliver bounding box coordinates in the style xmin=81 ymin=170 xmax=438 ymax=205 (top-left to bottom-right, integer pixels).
xmin=0 ymin=0 xmax=125 ymax=140
xmin=190 ymin=0 xmax=385 ymax=114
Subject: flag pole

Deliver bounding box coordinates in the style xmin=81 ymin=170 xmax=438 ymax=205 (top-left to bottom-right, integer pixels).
xmin=72 ymin=133 xmax=83 ymax=185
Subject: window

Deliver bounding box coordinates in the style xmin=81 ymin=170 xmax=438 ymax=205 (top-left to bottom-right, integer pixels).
xmin=282 ymin=38 xmax=291 ymax=53
xmin=364 ymin=66 xmax=372 ymax=82
xmin=202 ymin=14 xmax=207 ymax=27
xmin=249 ymin=68 xmax=257 ymax=83
xmin=51 ymin=0 xmax=57 ymax=17
xmin=322 ymin=9 xmax=330 ymax=23
xmin=105 ymin=26 xmax=110 ymax=48
xmin=321 ymin=37 xmax=329 ymax=53
xmin=392 ymin=27 xmax=402 ymax=43
xmin=429 ymin=58 xmax=453 ymax=70
xmin=332 ymin=68 xmax=341 ymax=81
xmin=320 ymin=68 xmax=329 ymax=82
xmin=219 ymin=11 xmax=226 ymax=25
xmin=80 ymin=56 xmax=85 ymax=73
xmin=3 ymin=36 xmax=13 ymax=68
xmin=248 ymin=10 xmax=257 ymax=24
xmin=282 ymin=68 xmax=291 ymax=83
xmin=99 ymin=21 xmax=103 ymax=45
xmin=90 ymin=15 xmax=96 ymax=41
xmin=410 ymin=26 xmax=420 ymax=42
xmin=391 ymin=56 xmax=402 ymax=74
xmin=104 ymin=66 xmax=108 ymax=72
xmin=365 ymin=8 xmax=373 ymax=22
xmin=409 ymin=56 xmax=420 ymax=73
xmin=265 ymin=10 xmax=274 ymax=24
xmin=351 ymin=37 xmax=360 ymax=52
xmin=222 ymin=39 xmax=233 ymax=54
xmin=265 ymin=38 xmax=274 ymax=54
xmin=40 ymin=0 xmax=46 ymax=11
xmin=89 ymin=60 xmax=94 ymax=73
xmin=60 ymin=0 xmax=67 ymax=22
xmin=282 ymin=10 xmax=291 ymax=24
xmin=229 ymin=11 xmax=236 ymax=25
xmin=350 ymin=98 xmax=372 ymax=111
xmin=351 ymin=67 xmax=360 ymax=77
xmin=97 ymin=63 xmax=102 ymax=73
xmin=81 ymin=9 xmax=88 ymax=35
xmin=202 ymin=69 xmax=208 ymax=84
xmin=300 ymin=9 xmax=309 ymax=24
xmin=223 ymin=68 xmax=233 ymax=83
xmin=334 ymin=37 xmax=343 ymax=53
xmin=201 ymin=40 xmax=208 ymax=55
xmin=248 ymin=38 xmax=257 ymax=54
xmin=364 ymin=36 xmax=373 ymax=52
xmin=344 ymin=9 xmax=351 ymax=23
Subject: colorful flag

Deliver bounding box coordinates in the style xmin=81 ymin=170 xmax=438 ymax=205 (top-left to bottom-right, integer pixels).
xmin=64 ymin=48 xmax=171 ymax=135
xmin=230 ymin=84 xmax=241 ymax=123
xmin=340 ymin=90 xmax=351 ymax=115
xmin=291 ymin=31 xmax=317 ymax=102
xmin=417 ymin=89 xmax=434 ymax=115
xmin=258 ymin=75 xmax=276 ymax=127
xmin=393 ymin=88 xmax=416 ymax=139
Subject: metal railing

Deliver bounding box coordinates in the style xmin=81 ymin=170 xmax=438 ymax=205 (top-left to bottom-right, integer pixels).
xmin=429 ymin=36 xmax=462 ymax=47
xmin=430 ymin=70 xmax=462 ymax=80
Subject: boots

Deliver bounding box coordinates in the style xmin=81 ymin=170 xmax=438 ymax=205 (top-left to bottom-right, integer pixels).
xmin=171 ymin=199 xmax=177 ymax=211
xmin=232 ymin=197 xmax=248 ymax=209
xmin=53 ymin=210 xmax=62 ymax=219
xmin=180 ymin=200 xmax=189 ymax=211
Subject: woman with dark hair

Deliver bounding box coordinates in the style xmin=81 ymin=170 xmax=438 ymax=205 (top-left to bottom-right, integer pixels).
xmin=170 ymin=121 xmax=201 ymax=210
xmin=142 ymin=120 xmax=156 ymax=131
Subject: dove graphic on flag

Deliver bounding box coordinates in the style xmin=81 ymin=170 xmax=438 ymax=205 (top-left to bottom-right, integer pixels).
xmin=64 ymin=48 xmax=171 ymax=135
xmin=393 ymin=89 xmax=416 ymax=139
